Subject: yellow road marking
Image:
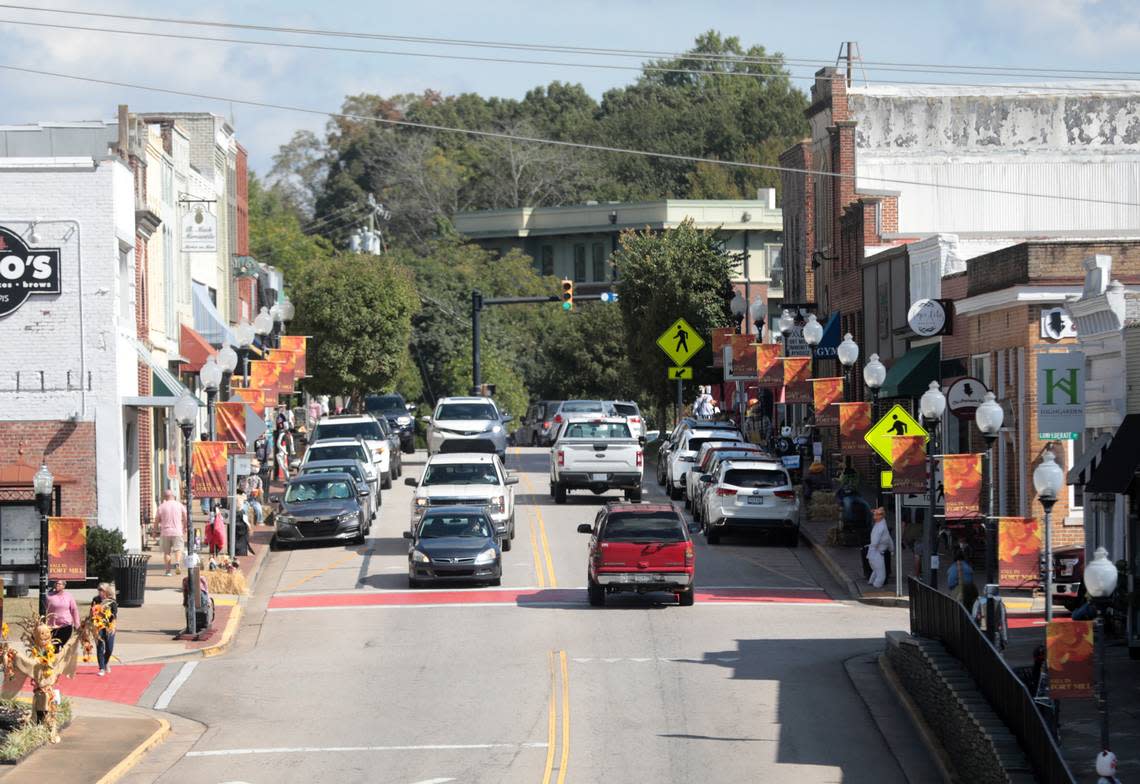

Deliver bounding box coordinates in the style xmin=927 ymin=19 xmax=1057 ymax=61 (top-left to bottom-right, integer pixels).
xmin=530 ymin=515 xmax=546 ymax=589
xmin=280 ymin=548 xmax=364 ymax=592
xmin=537 ymin=506 xmax=557 ymax=588
xmin=557 ymin=650 xmax=570 ymax=784
xmin=520 ymin=470 xmax=556 ymax=588
xmin=542 ymin=651 xmax=556 ymax=784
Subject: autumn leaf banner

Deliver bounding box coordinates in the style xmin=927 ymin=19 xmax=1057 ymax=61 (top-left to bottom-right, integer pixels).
xmin=215 ymin=402 xmax=246 ymax=450
xmin=249 ymin=360 xmax=281 ymax=397
xmin=730 ymin=334 xmax=756 ymax=371
xmin=837 ymin=402 xmax=873 ymax=456
xmin=1047 ymin=621 xmax=1094 ymax=699
xmin=782 ymin=357 xmax=812 ymax=404
xmin=756 ymin=344 xmax=783 ymax=386
xmin=812 ymin=377 xmax=844 ymax=427
xmin=711 ymin=327 xmax=734 ymax=356
xmin=999 ymin=517 xmax=1043 ymax=589
xmin=267 ymin=349 xmax=297 ymax=395
xmin=278 ymin=335 xmax=308 ymax=377
xmin=48 ymin=517 xmax=86 ymax=580
xmin=943 ymin=454 xmax=983 ymax=520
xmin=891 ymin=435 xmax=928 ymax=494
xmin=192 ymin=441 xmax=229 ymax=499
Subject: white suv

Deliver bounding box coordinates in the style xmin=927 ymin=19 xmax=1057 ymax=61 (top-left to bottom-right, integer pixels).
xmin=405 ymin=452 xmax=519 ymax=548
xmin=666 ymin=428 xmax=744 ymax=500
xmin=424 ymin=397 xmax=509 ymax=460
xmin=700 ymin=459 xmax=800 ymax=546
xmin=311 ymin=415 xmax=394 ymax=489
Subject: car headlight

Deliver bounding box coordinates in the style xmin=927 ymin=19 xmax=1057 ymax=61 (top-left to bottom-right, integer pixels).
xmin=411 ymin=549 xmax=430 ymax=563
xmin=474 ymin=547 xmax=498 ymax=565
xmin=414 ymin=497 xmax=428 ymax=509
xmin=276 ymin=515 xmax=295 ymax=527
xmin=487 ymin=424 xmax=502 ymax=434
xmin=397 ymin=416 xmax=412 ymax=425
xmin=338 ymin=512 xmax=357 ymax=524
xmin=489 ymin=495 xmax=505 ymax=513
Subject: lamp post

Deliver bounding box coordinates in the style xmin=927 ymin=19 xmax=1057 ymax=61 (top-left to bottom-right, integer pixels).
xmin=749 ymin=297 xmax=767 ymax=340
xmin=216 ymin=343 xmax=238 ymax=401
xmin=1033 ymin=449 xmax=1065 ymax=623
xmin=730 ymin=292 xmax=747 ymax=336
xmin=253 ymin=306 xmax=274 ymax=350
xmin=919 ymin=380 xmax=947 ymax=588
xmin=234 ymin=319 xmax=255 ymax=383
xmin=199 ymin=356 xmax=223 ymax=441
xmin=173 ymin=394 xmax=200 ymax=636
xmin=1085 ymin=546 xmax=1119 ymax=759
xmin=777 ymin=310 xmax=795 ymax=432
xmin=837 ymin=332 xmax=859 ymax=402
xmin=32 ymin=463 xmax=53 ymax=618
xmin=802 ymin=314 xmax=823 ymax=470
xmin=975 ymin=391 xmax=1004 ymax=644
xmin=863 ymin=353 xmax=887 ymax=506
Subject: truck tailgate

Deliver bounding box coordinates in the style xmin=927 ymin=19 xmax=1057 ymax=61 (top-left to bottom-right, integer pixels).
xmin=560 ymin=440 xmax=639 ymax=472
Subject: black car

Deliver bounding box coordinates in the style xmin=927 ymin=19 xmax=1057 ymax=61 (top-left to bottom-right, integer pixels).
xmin=403 ymin=506 xmax=502 ymax=588
xmin=275 ymin=473 xmax=370 ymax=547
xmin=365 ymin=393 xmax=417 ymax=453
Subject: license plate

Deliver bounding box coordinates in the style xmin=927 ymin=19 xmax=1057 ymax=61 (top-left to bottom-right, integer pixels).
xmin=747 ymin=496 xmax=764 ymax=505
xmin=591 ymin=473 xmax=608 ymax=482
xmin=634 ymin=574 xmax=657 ymax=583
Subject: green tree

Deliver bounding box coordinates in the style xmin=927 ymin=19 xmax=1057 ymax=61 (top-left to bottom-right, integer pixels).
xmin=539 ymin=303 xmax=637 ymax=401
xmin=248 ymin=175 xmax=336 ymax=281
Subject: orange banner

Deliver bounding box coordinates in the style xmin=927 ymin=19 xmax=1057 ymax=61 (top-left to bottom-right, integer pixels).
xmin=755 ymin=344 xmax=783 ymax=386
xmin=891 ymin=435 xmax=928 ymax=494
xmin=944 ymin=454 xmax=983 ymax=520
xmin=48 ymin=517 xmax=86 ymax=581
xmin=711 ymin=327 xmax=734 ymax=355
xmin=837 ymin=402 xmax=872 ymax=456
xmin=1047 ymin=621 xmax=1095 ymax=699
xmin=999 ymin=517 xmax=1042 ymax=589
xmin=730 ymin=334 xmax=756 ymax=372
xmin=192 ymin=441 xmax=229 ymax=499
xmin=812 ymin=377 xmax=844 ymax=427
xmin=267 ymin=349 xmax=298 ymax=395
xmin=249 ymin=360 xmax=281 ymax=396
xmin=278 ymin=335 xmax=308 ymax=377
xmin=782 ymin=357 xmax=812 ymax=404
xmin=215 ymin=402 xmax=246 ymax=449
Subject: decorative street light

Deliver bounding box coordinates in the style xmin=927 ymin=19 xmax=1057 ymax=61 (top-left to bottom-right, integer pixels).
xmin=863 ymin=354 xmax=886 ymax=409
xmin=919 ymin=380 xmax=947 ymax=588
xmin=975 ymin=391 xmax=1004 ymax=644
xmin=278 ymin=298 xmax=295 ymax=323
xmin=1085 ymin=546 xmax=1119 ymax=760
xmin=1032 ymin=449 xmax=1065 ymax=623
xmin=199 ymin=356 xmax=223 ymax=440
xmin=32 ymin=463 xmax=53 ymax=618
xmin=173 ymin=393 xmax=201 ymax=637
xmin=234 ymin=319 xmax=256 ymax=383
xmin=253 ymin=306 xmax=274 ymax=340
xmin=802 ymin=313 xmax=823 ymax=347
xmin=216 ymin=343 xmax=238 ymax=401
xmin=749 ymin=297 xmax=767 ymax=339
xmin=837 ymin=332 xmax=859 ymax=401
xmin=777 ymin=309 xmax=795 ymax=358
xmin=730 ymin=292 xmax=747 ymax=335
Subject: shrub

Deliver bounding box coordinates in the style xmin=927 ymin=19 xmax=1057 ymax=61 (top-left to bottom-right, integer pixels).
xmin=86 ymin=526 xmax=125 ymax=582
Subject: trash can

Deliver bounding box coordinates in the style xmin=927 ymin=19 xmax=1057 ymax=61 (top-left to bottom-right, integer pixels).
xmin=112 ymin=553 xmax=150 ymax=607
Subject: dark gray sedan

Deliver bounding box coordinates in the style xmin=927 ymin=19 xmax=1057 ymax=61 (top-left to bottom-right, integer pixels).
xmin=275 ymin=473 xmax=370 ymax=547
xmin=403 ymin=507 xmax=502 ymax=588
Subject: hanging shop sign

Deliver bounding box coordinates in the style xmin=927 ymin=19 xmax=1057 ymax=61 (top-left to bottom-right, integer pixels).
xmin=946 ymin=377 xmax=989 ymax=420
xmin=0 ymin=226 xmax=62 ymax=319
xmin=182 ymin=208 xmax=218 ymax=253
xmin=1037 ymin=351 xmax=1085 ymax=440
xmin=907 ymin=298 xmax=952 ymax=337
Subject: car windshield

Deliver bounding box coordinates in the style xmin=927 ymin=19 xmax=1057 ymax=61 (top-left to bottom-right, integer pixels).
xmin=562 ymin=400 xmax=608 ymax=413
xmin=365 ymin=395 xmax=405 ymax=415
xmin=285 ymin=479 xmax=354 ymax=503
xmin=436 ymin=403 xmax=497 ymax=420
xmin=313 ymin=421 xmax=382 ymax=441
xmin=724 ymin=469 xmax=788 ymax=488
xmin=418 ymin=514 xmax=493 ymax=539
xmin=422 ymin=463 xmax=500 ymax=486
xmin=602 ymin=512 xmax=686 ymax=543
xmin=612 ymin=403 xmax=639 ymax=416
xmin=308 ymin=445 xmax=367 ymax=463
xmin=563 ymin=422 xmax=632 ymax=439
xmin=303 ymin=465 xmax=364 ymax=483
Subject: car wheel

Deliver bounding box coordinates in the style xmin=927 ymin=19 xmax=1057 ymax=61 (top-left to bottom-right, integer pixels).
xmin=785 ymin=529 xmax=800 ymax=548
xmin=587 ymin=577 xmax=605 ymax=607
xmin=628 ymin=487 xmax=642 ymax=503
xmin=382 ymin=473 xmax=393 ymax=490
xmin=510 ymin=517 xmax=516 ymax=539
xmin=502 ymin=536 xmax=512 ymax=552
xmin=706 ymin=525 xmax=720 ymax=545
xmin=554 ymin=483 xmax=568 ymax=505
xmin=678 ymin=587 xmax=695 ymax=607
xmin=656 ymin=462 xmax=666 ymax=486
xmin=489 ymin=576 xmax=502 ymax=587
xmin=669 ymin=483 xmax=683 ymax=501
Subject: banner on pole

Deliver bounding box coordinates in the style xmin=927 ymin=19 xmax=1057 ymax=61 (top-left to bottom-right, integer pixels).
xmin=730 ymin=334 xmax=756 ymax=372
xmin=249 ymin=360 xmax=281 ymax=397
xmin=192 ymin=441 xmax=229 ymax=498
xmin=943 ymin=454 xmax=984 ymax=520
xmin=890 ymin=435 xmax=928 ymax=494
xmin=755 ymin=344 xmax=783 ymax=386
xmin=811 ymin=377 xmax=844 ymax=427
xmin=998 ymin=517 xmax=1042 ymax=589
xmin=1047 ymin=620 xmax=1095 ymax=699
xmin=782 ymin=357 xmax=812 ymax=404
xmin=47 ymin=517 xmax=87 ymax=580
xmin=267 ymin=348 xmax=297 ymax=395
xmin=215 ymin=402 xmax=246 ymax=450
xmin=278 ymin=335 xmax=308 ymax=377
xmin=837 ymin=402 xmax=873 ymax=456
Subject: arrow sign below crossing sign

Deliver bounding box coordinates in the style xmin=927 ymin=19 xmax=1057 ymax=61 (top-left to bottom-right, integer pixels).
xmin=668 ymin=366 xmax=693 ymax=380
xmin=864 ymin=404 xmax=929 ymax=464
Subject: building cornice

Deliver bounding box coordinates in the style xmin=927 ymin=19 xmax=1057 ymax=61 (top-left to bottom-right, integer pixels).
xmin=953 ymin=285 xmax=1081 ymax=316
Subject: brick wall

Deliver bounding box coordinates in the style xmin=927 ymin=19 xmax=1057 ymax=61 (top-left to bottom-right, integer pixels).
xmin=778 ymin=141 xmax=814 ymax=303
xmin=969 ymin=241 xmax=1140 ymax=296
xmin=0 ymin=421 xmax=98 ymax=518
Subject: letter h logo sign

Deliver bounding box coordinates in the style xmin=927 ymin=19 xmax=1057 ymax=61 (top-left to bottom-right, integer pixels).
xmin=1044 ymin=368 xmax=1079 ymax=406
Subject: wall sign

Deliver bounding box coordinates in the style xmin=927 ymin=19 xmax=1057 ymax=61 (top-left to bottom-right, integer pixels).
xmin=0 ymin=226 xmax=62 ymax=318
xmin=1037 ymin=351 xmax=1084 ymax=440
xmin=1040 ymin=307 xmax=1077 ymax=340
xmin=947 ymin=376 xmax=990 ymax=420
xmin=183 ymin=208 xmax=218 ymax=253
xmin=907 ymin=298 xmax=950 ymax=337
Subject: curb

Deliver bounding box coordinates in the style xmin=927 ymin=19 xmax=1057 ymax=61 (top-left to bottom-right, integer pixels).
xmin=876 ymin=654 xmax=954 ymax=784
xmin=93 ymin=717 xmax=170 ymax=784
xmin=800 ymin=524 xmax=911 ymax=607
xmin=201 ymin=604 xmax=242 ymax=659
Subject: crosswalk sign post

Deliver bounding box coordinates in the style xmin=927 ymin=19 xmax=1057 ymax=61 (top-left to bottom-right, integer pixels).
xmin=656 ymin=318 xmax=705 ymax=424
xmin=863 ymin=404 xmax=929 ymax=465
xmin=668 ymin=367 xmax=693 ymax=380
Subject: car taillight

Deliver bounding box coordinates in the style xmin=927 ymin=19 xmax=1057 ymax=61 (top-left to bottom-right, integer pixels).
xmin=636 ymin=450 xmax=643 ymax=468
xmin=557 ymin=450 xmax=565 ymax=467
xmin=774 ymin=490 xmax=796 ymax=500
xmin=716 ymin=487 xmax=737 ymax=496
xmin=684 ymin=546 xmax=694 ymax=566
xmin=554 ymin=414 xmax=563 ymax=424
xmin=593 ymin=549 xmax=604 ymax=567
xmin=543 ymin=421 xmax=551 ymax=429
xmin=630 ymin=417 xmax=641 ymax=424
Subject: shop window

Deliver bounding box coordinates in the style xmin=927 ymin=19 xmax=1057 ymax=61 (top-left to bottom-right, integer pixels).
xmin=970 ymin=354 xmax=991 ymax=387
xmin=540 ymin=245 xmax=554 ymax=277
xmin=573 ymin=244 xmax=586 ymax=282
xmin=592 ymin=243 xmax=606 ymax=282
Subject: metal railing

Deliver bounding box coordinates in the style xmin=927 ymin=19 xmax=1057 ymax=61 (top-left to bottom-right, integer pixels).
xmin=908 ymin=577 xmax=1075 ymax=784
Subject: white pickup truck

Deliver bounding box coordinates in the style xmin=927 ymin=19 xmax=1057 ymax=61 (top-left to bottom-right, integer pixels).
xmin=550 ymin=416 xmax=644 ymax=504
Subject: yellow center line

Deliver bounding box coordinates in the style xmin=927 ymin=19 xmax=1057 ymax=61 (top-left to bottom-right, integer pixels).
xmin=520 ymin=469 xmax=556 ymax=588
xmin=280 ymin=548 xmax=365 ymax=593
xmin=557 ymin=650 xmax=570 ymax=784
xmin=542 ymin=651 xmax=556 ymax=784
xmin=537 ymin=506 xmax=557 ymax=588
xmin=530 ymin=514 xmax=546 ymax=589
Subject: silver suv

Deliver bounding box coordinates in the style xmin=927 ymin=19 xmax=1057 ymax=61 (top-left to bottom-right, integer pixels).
xmin=423 ymin=396 xmax=510 ymax=460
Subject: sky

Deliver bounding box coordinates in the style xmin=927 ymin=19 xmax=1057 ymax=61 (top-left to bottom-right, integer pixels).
xmin=2 ymin=0 xmax=1140 ymax=176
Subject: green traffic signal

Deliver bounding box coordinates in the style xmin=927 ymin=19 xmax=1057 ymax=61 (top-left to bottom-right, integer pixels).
xmin=562 ymin=301 xmax=572 ymax=311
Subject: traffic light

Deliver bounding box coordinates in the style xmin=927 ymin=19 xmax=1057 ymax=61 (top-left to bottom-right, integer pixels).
xmin=561 ymin=279 xmax=574 ymax=311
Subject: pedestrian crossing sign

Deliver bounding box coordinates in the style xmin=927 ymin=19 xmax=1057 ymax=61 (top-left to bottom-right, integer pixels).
xmin=668 ymin=366 xmax=693 ymax=380
xmin=656 ymin=318 xmax=704 ymax=366
xmin=864 ymin=404 xmax=928 ymax=464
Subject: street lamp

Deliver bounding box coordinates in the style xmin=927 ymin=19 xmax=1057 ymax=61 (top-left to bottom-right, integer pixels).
xmin=1085 ymin=546 xmax=1119 ymax=758
xmin=216 ymin=343 xmax=238 ymax=401
xmin=837 ymin=332 xmax=859 ymax=401
xmin=234 ymin=319 xmax=255 ymax=383
xmin=32 ymin=463 xmax=53 ymax=618
xmin=199 ymin=356 xmax=223 ymax=440
xmin=730 ymin=292 xmax=747 ymax=335
xmin=975 ymin=391 xmax=1004 ymax=644
xmin=1032 ymin=448 xmax=1064 ymax=623
xmin=749 ymin=297 xmax=767 ymax=339
xmin=919 ymin=380 xmax=947 ymax=588
xmin=173 ymin=393 xmax=200 ymax=636
xmin=863 ymin=354 xmax=886 ymax=410
xmin=253 ymin=306 xmax=273 ymax=340
xmin=778 ymin=309 xmax=795 ymax=355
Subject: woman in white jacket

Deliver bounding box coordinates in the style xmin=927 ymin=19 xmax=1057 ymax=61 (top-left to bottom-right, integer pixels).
xmin=868 ymin=506 xmax=894 ymax=588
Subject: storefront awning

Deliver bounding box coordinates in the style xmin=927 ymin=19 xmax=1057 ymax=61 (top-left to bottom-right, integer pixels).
xmin=1068 ymin=431 xmax=1114 ymax=487
xmin=879 ymin=344 xmax=941 ymax=399
xmin=125 ymin=335 xmax=193 ymax=407
xmin=192 ymin=281 xmax=237 ymax=347
xmin=179 ymin=324 xmax=216 ymax=374
xmin=1085 ymin=415 xmax=1140 ymax=494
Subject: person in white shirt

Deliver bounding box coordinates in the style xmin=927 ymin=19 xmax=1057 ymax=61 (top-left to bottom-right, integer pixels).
xmin=694 ymin=386 xmax=714 ymax=419
xmin=868 ymin=506 xmax=894 ymax=588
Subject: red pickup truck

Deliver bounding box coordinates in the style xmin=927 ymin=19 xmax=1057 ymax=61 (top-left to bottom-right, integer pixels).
xmin=577 ymin=502 xmax=696 ymax=607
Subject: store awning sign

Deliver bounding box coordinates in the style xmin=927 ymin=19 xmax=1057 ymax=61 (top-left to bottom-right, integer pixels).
xmin=0 ymin=226 xmax=61 ymax=318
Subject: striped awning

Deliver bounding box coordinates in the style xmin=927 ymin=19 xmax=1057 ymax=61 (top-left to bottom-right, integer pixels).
xmin=1068 ymin=431 xmax=1113 ymax=486
xmin=124 ymin=334 xmax=194 ymax=407
xmin=192 ymin=281 xmax=237 ymax=347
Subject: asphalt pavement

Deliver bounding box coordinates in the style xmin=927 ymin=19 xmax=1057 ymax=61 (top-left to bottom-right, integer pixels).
xmin=121 ymin=446 xmax=924 ymax=784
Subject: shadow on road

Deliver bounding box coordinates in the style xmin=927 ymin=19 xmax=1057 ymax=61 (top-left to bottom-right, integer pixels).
xmin=357 ymin=573 xmax=413 ymax=590
xmin=367 ymin=536 xmax=409 ymax=557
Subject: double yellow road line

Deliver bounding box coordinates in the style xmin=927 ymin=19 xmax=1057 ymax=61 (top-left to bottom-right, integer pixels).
xmin=543 ymin=650 xmax=570 ymax=784
xmin=518 ymin=465 xmax=557 ymax=588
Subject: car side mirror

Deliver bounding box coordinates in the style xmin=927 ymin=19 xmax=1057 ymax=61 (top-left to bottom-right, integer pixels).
xmin=700 ymin=475 xmax=713 ymax=483
xmin=404 ymin=477 xmax=418 ymax=487
xmin=505 ymin=476 xmax=520 ymax=485
xmin=577 ymin=523 xmax=593 ymax=534
xmin=421 ymin=415 xmax=432 ymax=423
xmin=502 ymin=415 xmax=514 ymax=424
xmin=402 ymin=531 xmax=413 ymax=539
xmin=645 ymin=430 xmax=660 ymax=444
xmin=638 ymin=436 xmax=647 ymax=447
xmin=406 ymin=403 xmax=416 ymax=412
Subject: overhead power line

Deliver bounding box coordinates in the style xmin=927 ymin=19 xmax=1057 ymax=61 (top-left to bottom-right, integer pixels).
xmin=1 ymin=62 xmax=1138 ymax=209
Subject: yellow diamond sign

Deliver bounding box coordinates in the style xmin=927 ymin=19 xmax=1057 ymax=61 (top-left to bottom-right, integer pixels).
xmin=864 ymin=404 xmax=929 ymax=464
xmin=656 ymin=318 xmax=705 ymax=367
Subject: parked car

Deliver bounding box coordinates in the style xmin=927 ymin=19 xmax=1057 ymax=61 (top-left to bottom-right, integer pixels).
xmin=610 ymin=401 xmax=645 ymax=439
xmin=550 ymin=416 xmax=644 ymax=503
xmin=515 ymin=400 xmax=561 ymax=447
xmin=547 ymin=400 xmax=616 ymax=439
xmin=301 ymin=438 xmax=379 ymax=487
xmin=1052 ymin=545 xmax=1085 ymax=611
xmin=685 ymin=443 xmax=765 ymax=513
xmin=298 ymin=458 xmax=379 ymax=520
xmin=403 ymin=506 xmax=503 ymax=587
xmin=699 ymin=458 xmax=799 ymax=546
xmin=577 ymin=502 xmax=696 ymax=606
xmin=655 ymin=418 xmax=740 ymax=486
xmin=274 ymin=472 xmax=370 ymax=547
xmin=311 ymin=415 xmax=395 ymax=488
xmin=423 ymin=396 xmax=510 ymax=460
xmin=374 ymin=415 xmax=403 ymax=478
xmin=665 ymin=427 xmax=744 ymax=501
xmin=405 ymin=450 xmax=519 ymax=549
xmin=365 ymin=393 xmax=417 ymax=453
xmin=692 ymin=450 xmax=773 ymax=524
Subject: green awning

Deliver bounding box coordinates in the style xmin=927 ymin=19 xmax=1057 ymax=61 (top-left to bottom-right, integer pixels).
xmin=879 ymin=344 xmax=941 ymax=398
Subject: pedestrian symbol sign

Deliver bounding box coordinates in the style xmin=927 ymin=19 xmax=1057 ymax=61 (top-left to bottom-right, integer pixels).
xmin=656 ymin=318 xmax=705 ymax=366
xmin=864 ymin=404 xmax=929 ymax=464
xmin=668 ymin=366 xmax=693 ymax=380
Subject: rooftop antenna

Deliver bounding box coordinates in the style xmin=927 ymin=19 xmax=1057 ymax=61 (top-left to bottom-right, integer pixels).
xmin=835 ymin=41 xmax=868 ymax=88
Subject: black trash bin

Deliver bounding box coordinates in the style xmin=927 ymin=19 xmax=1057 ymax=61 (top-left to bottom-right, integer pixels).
xmin=112 ymin=553 xmax=150 ymax=607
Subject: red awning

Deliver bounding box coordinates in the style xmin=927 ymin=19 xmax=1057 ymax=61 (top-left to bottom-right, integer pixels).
xmin=180 ymin=324 xmax=216 ymax=374
xmin=0 ymin=462 xmax=74 ymax=487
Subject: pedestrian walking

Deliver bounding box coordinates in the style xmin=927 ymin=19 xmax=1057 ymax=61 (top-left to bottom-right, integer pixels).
xmin=233 ymin=489 xmax=255 ymax=556
xmin=154 ymin=488 xmax=187 ymax=576
xmin=948 ymin=549 xmax=978 ymax=608
xmin=694 ymin=386 xmax=714 ymax=419
xmin=244 ymin=473 xmax=264 ymax=525
xmin=45 ymin=579 xmax=80 ymax=652
xmin=276 ymin=427 xmax=292 ymax=482
xmin=90 ymin=583 xmax=117 ymax=676
xmin=205 ymin=502 xmax=227 ymax=560
xmin=867 ymin=506 xmax=894 ymax=589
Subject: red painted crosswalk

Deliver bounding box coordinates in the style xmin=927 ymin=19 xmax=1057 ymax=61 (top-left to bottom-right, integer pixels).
xmin=24 ymin=664 xmax=165 ymax=706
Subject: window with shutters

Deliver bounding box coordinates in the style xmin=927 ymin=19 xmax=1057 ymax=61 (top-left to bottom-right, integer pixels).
xmin=573 ymin=244 xmax=586 ymax=282
xmin=592 ymin=243 xmax=606 ymax=282
xmin=540 ymin=245 xmax=554 ymax=277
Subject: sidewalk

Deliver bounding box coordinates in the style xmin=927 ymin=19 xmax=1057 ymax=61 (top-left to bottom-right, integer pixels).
xmin=799 ymin=515 xmax=912 ymax=607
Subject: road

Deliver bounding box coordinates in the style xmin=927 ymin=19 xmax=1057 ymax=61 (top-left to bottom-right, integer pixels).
xmin=127 ymin=447 xmax=917 ymax=784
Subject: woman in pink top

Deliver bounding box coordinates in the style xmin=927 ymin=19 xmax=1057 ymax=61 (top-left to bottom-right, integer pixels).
xmin=45 ymin=579 xmax=80 ymax=652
